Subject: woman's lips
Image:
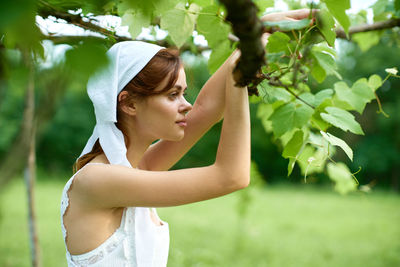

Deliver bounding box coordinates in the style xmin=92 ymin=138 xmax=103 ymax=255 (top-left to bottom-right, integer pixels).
xmin=176 ymin=120 xmax=187 ymax=127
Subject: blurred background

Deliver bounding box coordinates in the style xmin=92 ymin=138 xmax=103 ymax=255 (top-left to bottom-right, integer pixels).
xmin=0 ymin=0 xmax=399 ymax=266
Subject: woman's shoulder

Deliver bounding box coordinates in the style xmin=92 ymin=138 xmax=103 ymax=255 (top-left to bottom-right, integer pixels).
xmin=74 ymin=162 xmax=109 ymax=184
xmin=74 ymin=154 xmax=111 ymax=182
xmin=73 ymin=162 xmax=137 ymax=193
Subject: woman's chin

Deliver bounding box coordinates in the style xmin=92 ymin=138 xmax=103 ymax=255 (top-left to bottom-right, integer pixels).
xmin=167 ymin=132 xmax=185 ymax=142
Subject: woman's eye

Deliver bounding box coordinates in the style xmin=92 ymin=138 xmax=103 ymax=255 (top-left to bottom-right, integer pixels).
xmin=169 ymin=92 xmax=179 ymax=99
xmin=168 ymin=90 xmax=187 ymax=99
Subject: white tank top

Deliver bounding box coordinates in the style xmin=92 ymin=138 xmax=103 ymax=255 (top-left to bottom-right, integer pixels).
xmin=60 ymin=163 xmax=170 ymax=266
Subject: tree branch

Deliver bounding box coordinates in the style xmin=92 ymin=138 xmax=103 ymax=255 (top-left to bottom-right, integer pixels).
xmin=40 ymin=33 xmax=209 ymax=53
xmin=219 ymin=0 xmax=265 ymax=94
xmin=38 ymin=13 xmax=130 ymax=42
xmin=335 ymin=18 xmax=400 ymax=39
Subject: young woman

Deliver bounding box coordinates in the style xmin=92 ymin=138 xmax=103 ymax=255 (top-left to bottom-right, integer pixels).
xmin=60 ymin=9 xmax=314 ymax=266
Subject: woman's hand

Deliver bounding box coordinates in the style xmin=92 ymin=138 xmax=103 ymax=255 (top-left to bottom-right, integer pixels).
xmin=261 ymin=8 xmax=317 ymax=22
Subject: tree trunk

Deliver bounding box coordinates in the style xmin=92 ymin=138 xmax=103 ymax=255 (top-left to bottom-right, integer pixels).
xmin=23 ymin=53 xmax=41 ymax=267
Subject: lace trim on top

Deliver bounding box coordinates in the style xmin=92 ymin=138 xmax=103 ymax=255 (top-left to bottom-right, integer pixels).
xmin=69 ymin=226 xmax=126 ymax=265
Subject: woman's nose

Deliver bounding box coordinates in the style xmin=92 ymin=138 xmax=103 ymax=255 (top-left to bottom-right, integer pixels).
xmin=180 ymin=98 xmax=192 ymax=114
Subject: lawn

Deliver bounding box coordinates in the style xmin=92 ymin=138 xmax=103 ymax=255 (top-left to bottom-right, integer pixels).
xmin=1 ymin=178 xmax=399 ymax=267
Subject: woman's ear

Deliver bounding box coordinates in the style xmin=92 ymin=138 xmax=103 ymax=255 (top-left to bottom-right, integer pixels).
xmin=118 ymin=91 xmax=137 ymax=116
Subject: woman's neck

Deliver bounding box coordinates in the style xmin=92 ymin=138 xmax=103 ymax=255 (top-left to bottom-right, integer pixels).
xmin=125 ymin=137 xmax=153 ymax=168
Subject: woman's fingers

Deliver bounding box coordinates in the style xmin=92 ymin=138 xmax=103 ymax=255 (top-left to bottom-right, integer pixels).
xmin=262 ymin=8 xmax=319 ymax=22
xmin=284 ymin=8 xmax=318 ymax=20
xmin=261 ymin=32 xmax=271 ymax=47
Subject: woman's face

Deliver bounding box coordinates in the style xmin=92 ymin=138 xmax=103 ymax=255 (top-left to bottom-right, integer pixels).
xmin=134 ymin=67 xmax=192 ymax=142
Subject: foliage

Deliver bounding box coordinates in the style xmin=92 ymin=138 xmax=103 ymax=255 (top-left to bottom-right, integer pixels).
xmin=253 ymin=0 xmax=400 ymax=193
xmin=334 ymin=36 xmax=400 ymax=189
xmin=0 ymin=0 xmax=400 ymax=193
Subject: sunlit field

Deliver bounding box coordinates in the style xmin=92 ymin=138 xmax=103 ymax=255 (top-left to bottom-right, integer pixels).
xmin=1 ymin=178 xmax=399 ymax=267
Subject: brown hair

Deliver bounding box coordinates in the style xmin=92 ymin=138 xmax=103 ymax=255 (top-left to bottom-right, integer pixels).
xmin=73 ymin=48 xmax=181 ymax=173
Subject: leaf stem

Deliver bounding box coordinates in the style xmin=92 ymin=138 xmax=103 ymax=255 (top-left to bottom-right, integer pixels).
xmin=350 ymin=169 xmax=360 ymax=185
xmin=374 ymin=91 xmax=389 ymax=118
xmin=269 ymin=79 xmax=316 ymax=109
xmin=374 ymin=73 xmax=392 ymax=117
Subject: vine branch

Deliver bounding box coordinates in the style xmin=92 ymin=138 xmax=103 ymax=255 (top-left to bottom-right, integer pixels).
xmin=336 ymin=18 xmax=400 ymax=39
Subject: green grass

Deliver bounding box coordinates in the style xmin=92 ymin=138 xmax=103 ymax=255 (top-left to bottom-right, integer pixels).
xmin=1 ymin=179 xmax=400 ymax=267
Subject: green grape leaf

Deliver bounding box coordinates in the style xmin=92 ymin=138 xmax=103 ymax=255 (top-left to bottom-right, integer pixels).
xmin=312 ymin=98 xmax=333 ymax=131
xmin=208 ymin=40 xmax=234 ymax=73
xmin=197 ymin=5 xmax=230 ymax=48
xmin=298 ymin=92 xmax=314 ymax=106
xmin=327 ymin=163 xmax=357 ymax=194
xmin=160 ymin=2 xmax=200 ymax=47
xmin=258 ymin=80 xmax=293 ymax=103
xmin=287 ymin=158 xmax=296 ymax=176
xmin=311 ymin=59 xmax=326 ymax=83
xmin=282 ymin=130 xmax=304 ymax=159
xmin=311 ymin=50 xmax=341 ymax=82
xmin=311 ymin=113 xmax=330 ymax=131
xmin=257 ymin=103 xmax=274 ymax=133
xmin=1 ymin=1 xmax=42 ymax=55
xmin=118 ymin=0 xmax=159 ymax=16
xmin=320 ymin=131 xmax=353 ymax=161
xmin=312 ymin=44 xmax=337 ymax=57
xmin=352 ymin=31 xmax=380 ymax=52
xmin=371 ymin=0 xmax=389 ymax=19
xmin=79 ymin=0 xmax=109 ymax=14
xmin=322 ymin=0 xmax=351 ymax=34
xmin=315 ymin=89 xmax=334 ymax=106
xmin=316 ymin=8 xmax=336 ymax=47
xmin=368 ymin=74 xmax=382 ymax=91
xmin=65 ymin=41 xmax=109 ymax=80
xmin=300 ymin=89 xmax=334 ymax=108
xmin=263 ymin=18 xmax=311 ymax=31
xmin=320 ymin=107 xmax=364 ymax=135
xmin=193 ymin=0 xmax=214 ymax=8
xmin=121 ymin=10 xmax=151 ymax=39
xmin=334 ymin=79 xmax=375 ymax=114
xmin=266 ymin=32 xmax=291 ymax=53
xmin=283 ymin=130 xmax=305 ymax=176
xmin=153 ymin=0 xmax=182 ymax=16
xmin=270 ymin=101 xmax=314 ymax=137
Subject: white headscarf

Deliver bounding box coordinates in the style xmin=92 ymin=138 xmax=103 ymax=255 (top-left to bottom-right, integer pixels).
xmin=78 ymin=41 xmax=163 ymax=167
